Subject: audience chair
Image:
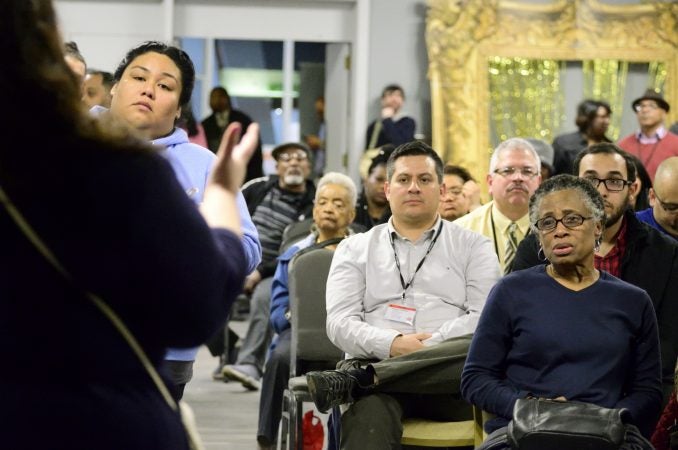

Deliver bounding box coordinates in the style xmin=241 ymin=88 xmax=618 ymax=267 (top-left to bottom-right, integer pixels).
xmin=400 ymin=412 xmax=483 ymax=448
xmin=279 ymin=218 xmax=314 ymax=254
xmin=279 ymin=249 xmax=344 ymax=450
xmin=278 ymin=247 xmax=483 ymax=449
xmin=471 ymin=404 xmax=495 ymax=443
xmin=398 ymin=402 xmax=483 ymax=448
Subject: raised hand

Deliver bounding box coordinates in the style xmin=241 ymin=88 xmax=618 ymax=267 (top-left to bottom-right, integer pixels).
xmin=200 ymin=122 xmax=259 ymax=235
xmin=209 ymin=122 xmax=260 ymax=194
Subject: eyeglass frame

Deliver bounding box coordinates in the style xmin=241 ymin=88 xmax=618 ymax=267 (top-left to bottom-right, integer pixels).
xmin=583 ymin=177 xmax=632 ymax=192
xmin=277 ymin=151 xmax=309 ymax=162
xmin=654 ymin=190 xmax=678 ymax=213
xmin=443 ymin=187 xmax=465 ymax=196
xmin=633 ymin=102 xmax=660 ymax=113
xmin=534 ymin=213 xmax=593 ymax=232
xmin=492 ymin=166 xmax=540 ymax=179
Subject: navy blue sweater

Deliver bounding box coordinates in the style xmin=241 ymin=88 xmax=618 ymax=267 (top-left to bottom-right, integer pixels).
xmin=461 ymin=265 xmax=662 ymax=437
xmin=1 ymin=144 xmax=247 ymax=449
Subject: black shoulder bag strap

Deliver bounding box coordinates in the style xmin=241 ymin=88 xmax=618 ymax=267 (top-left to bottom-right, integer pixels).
xmin=0 ymin=186 xmax=204 ymax=450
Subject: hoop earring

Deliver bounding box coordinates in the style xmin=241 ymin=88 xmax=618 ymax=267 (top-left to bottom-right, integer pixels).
xmin=537 ymin=244 xmax=547 ymax=262
xmin=594 ymin=238 xmax=601 ymax=253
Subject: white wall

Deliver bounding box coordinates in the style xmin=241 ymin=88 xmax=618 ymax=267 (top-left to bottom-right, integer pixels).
xmin=367 ymin=0 xmax=431 ymax=143
xmin=55 ymin=1 xmax=166 ymax=72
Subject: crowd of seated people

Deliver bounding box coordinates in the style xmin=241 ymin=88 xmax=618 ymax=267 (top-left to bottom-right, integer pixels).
xmin=9 ymin=1 xmax=678 ymax=448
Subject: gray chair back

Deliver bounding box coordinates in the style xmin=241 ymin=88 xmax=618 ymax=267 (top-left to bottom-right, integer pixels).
xmin=288 ymin=248 xmax=344 ymax=375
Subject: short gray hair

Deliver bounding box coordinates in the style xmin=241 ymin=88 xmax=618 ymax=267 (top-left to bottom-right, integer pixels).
xmin=315 ymin=172 xmax=358 ymax=209
xmin=528 ymin=174 xmax=605 ymax=234
xmin=489 ymin=137 xmax=541 ymax=173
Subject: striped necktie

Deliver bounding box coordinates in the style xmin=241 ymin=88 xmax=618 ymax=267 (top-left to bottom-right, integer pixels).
xmin=504 ymin=222 xmax=518 ymax=274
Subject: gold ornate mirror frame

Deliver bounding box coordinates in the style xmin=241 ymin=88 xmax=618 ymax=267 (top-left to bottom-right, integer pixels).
xmin=426 ymin=0 xmax=678 ymax=185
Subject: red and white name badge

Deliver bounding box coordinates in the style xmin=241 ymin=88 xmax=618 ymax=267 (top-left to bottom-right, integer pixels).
xmin=384 ymin=303 xmax=417 ymax=326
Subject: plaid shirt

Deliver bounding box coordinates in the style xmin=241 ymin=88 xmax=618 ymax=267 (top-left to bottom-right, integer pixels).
xmin=594 ymin=218 xmax=628 ymax=277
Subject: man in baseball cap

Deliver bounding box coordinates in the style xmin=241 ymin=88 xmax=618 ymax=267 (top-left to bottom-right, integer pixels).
xmin=221 ymin=141 xmax=315 ymax=390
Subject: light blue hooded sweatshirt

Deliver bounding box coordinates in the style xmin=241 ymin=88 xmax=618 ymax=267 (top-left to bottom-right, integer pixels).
xmin=154 ymin=128 xmax=261 ymax=361
xmin=90 ymin=106 xmax=261 ymax=361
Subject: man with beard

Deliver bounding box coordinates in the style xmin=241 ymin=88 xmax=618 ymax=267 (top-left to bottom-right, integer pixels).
xmin=552 ymin=99 xmax=612 ymax=176
xmin=221 ymin=142 xmax=315 ymax=390
xmin=454 ymin=138 xmax=542 ymax=273
xmin=511 ymin=143 xmax=678 ymax=405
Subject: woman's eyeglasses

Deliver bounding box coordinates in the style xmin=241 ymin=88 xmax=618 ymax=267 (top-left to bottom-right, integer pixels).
xmin=535 ymin=213 xmax=592 ymax=231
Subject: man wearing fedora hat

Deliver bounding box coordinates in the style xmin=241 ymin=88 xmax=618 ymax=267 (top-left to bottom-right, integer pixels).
xmin=619 ymin=89 xmax=678 ymax=182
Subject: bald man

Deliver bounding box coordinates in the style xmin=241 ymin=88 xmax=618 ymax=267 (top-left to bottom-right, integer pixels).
xmin=637 ymin=157 xmax=678 ymax=239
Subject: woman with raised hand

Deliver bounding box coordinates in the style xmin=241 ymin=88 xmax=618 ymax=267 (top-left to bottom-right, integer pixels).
xmin=100 ymin=40 xmax=261 ymax=399
xmin=0 ymin=1 xmax=256 ymax=448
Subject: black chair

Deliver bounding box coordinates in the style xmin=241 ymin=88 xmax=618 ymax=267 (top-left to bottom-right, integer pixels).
xmin=279 ymin=248 xmax=343 ymax=450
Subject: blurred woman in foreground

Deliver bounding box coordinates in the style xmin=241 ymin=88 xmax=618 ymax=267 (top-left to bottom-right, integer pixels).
xmin=0 ymin=1 xmax=255 ymax=448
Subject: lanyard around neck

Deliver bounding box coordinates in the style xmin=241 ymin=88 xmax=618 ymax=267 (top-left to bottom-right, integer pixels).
xmin=389 ymin=221 xmax=444 ymax=301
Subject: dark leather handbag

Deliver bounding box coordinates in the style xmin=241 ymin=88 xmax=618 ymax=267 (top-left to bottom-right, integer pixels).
xmin=508 ymin=398 xmax=627 ymax=450
xmin=670 ymin=424 xmax=678 ymax=450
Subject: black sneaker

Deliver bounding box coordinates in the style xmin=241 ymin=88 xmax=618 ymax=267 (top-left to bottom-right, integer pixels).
xmin=306 ymin=370 xmax=357 ymax=413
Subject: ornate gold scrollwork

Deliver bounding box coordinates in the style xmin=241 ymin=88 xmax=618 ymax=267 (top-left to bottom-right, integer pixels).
xmin=426 ymin=0 xmax=678 ymax=191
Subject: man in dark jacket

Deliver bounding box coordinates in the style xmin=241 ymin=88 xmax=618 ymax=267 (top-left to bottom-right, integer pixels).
xmin=202 ymin=86 xmax=263 ymax=182
xmin=512 ymin=143 xmax=678 ymax=405
xmin=221 ymin=142 xmax=316 ymax=390
xmin=365 ymin=84 xmax=416 ymax=150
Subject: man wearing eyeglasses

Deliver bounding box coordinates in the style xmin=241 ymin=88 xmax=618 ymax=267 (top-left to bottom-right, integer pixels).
xmin=219 ymin=142 xmax=316 ymax=389
xmin=438 ymin=164 xmax=474 ymax=221
xmin=512 ymin=143 xmax=678 ymax=406
xmin=637 ymin=156 xmax=678 ymax=240
xmin=454 ymin=138 xmax=542 ymax=273
xmin=618 ymin=89 xmax=678 ymax=182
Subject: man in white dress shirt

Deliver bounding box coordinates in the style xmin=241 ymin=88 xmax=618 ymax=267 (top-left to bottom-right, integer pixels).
xmin=306 ymin=141 xmax=500 ymax=449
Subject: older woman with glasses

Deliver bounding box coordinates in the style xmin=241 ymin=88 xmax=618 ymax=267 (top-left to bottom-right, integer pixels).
xmin=461 ymin=174 xmax=662 ymax=446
